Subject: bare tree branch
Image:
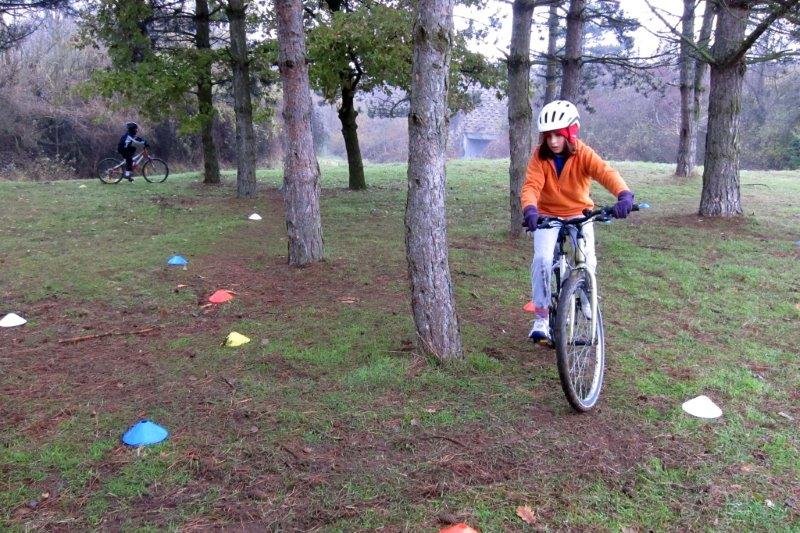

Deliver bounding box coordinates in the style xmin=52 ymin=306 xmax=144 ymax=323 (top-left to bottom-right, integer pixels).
xmin=722 ymin=0 xmax=800 ymax=67
xmin=643 ymin=0 xmax=716 ymax=64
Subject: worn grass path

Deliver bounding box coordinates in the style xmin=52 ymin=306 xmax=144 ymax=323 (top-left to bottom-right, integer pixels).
xmin=1 ymin=160 xmax=798 ymax=531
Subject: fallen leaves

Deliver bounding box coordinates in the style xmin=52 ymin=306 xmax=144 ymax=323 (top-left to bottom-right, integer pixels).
xmin=516 ymin=505 xmax=536 ymax=525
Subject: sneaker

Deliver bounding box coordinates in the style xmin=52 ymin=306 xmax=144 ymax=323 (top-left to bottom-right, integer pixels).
xmin=124 ymin=171 xmax=133 ymax=182
xmin=528 ymin=317 xmax=551 ymax=345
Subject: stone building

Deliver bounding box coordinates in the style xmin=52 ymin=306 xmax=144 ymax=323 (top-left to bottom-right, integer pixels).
xmin=451 ymin=89 xmax=508 ymax=159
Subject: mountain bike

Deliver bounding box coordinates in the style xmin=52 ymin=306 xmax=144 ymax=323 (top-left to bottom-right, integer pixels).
xmin=536 ymin=203 xmax=646 ymax=412
xmin=96 ymin=147 xmax=169 ymax=184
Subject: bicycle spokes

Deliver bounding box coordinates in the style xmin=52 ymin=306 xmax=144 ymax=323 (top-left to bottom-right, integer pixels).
xmin=555 ymin=273 xmax=605 ymax=412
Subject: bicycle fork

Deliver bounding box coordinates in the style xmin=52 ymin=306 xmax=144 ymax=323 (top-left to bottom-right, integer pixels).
xmin=583 ymin=267 xmax=600 ymax=345
xmin=572 ymin=234 xmax=599 ymax=346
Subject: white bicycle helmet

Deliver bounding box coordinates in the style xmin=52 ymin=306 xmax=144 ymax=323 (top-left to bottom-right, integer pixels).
xmin=537 ymin=100 xmax=580 ymax=132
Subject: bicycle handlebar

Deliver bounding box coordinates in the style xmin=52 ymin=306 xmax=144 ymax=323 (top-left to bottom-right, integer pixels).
xmin=533 ymin=202 xmax=649 ymax=230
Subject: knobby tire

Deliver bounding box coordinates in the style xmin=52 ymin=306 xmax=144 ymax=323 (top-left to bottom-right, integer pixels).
xmin=554 ymin=270 xmax=605 ymax=412
xmin=143 ymin=158 xmax=169 ymax=183
xmin=97 ymin=158 xmax=124 ymax=184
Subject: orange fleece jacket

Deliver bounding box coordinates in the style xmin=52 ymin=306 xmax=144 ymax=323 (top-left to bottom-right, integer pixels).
xmin=521 ymin=140 xmax=629 ymax=218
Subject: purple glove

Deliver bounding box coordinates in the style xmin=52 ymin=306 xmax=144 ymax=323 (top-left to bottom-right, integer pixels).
xmin=612 ymin=191 xmax=634 ymax=219
xmin=523 ymin=205 xmax=539 ymax=231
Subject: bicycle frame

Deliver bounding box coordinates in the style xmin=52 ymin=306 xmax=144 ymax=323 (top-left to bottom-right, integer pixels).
xmin=539 ymin=204 xmax=647 ymax=347
xmin=532 ymin=204 xmax=646 ymax=411
xmin=551 ymin=220 xmax=600 ymax=345
xmin=112 ymin=148 xmax=151 ymax=170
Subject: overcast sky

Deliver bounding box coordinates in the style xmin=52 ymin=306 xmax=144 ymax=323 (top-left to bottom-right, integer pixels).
xmin=455 ymin=0 xmax=688 ymax=58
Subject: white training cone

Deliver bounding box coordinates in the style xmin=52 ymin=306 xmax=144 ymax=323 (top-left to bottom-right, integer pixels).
xmin=79 ymin=184 xmax=87 ymax=189
xmin=0 ymin=313 xmax=27 ymax=327
xmin=681 ymin=395 xmax=722 ymax=419
xmin=248 ymin=213 xmax=262 ymax=221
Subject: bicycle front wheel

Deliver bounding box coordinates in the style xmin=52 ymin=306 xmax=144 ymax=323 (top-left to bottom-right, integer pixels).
xmin=143 ymin=158 xmax=169 ymax=183
xmin=554 ymin=270 xmax=605 ymax=412
xmin=97 ymin=158 xmax=124 ymax=184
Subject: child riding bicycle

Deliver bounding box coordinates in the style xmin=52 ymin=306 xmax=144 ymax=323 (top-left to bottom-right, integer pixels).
xmin=522 ymin=100 xmax=635 ymax=344
xmin=117 ymin=121 xmax=150 ymax=182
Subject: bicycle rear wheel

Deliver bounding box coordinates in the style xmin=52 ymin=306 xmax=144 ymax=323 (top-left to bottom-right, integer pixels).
xmin=554 ymin=270 xmax=605 ymax=412
xmin=143 ymin=158 xmax=169 ymax=183
xmin=97 ymin=158 xmax=124 ymax=184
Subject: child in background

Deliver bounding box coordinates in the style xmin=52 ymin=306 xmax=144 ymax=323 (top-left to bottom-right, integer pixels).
xmin=117 ymin=122 xmax=149 ymax=182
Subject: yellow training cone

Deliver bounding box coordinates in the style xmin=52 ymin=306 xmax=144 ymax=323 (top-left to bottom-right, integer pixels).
xmin=224 ymin=331 xmax=251 ymax=347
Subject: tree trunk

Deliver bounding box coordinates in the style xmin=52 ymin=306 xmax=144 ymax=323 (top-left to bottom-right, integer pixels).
xmin=227 ymin=0 xmax=257 ymax=198
xmin=560 ymin=0 xmax=584 ymax=102
xmin=700 ymin=1 xmax=747 ymax=217
xmin=277 ymin=0 xmax=325 ymax=265
xmin=339 ymin=82 xmax=367 ymax=190
xmin=544 ymin=2 xmax=560 ymax=103
xmin=324 ymin=0 xmax=367 ymax=190
xmin=195 ymin=0 xmax=221 ymax=184
xmin=675 ymin=0 xmax=696 ymax=177
xmin=405 ymin=0 xmax=463 ymax=361
xmin=692 ymin=0 xmax=716 ymax=171
xmin=750 ymin=60 xmax=767 ymax=125
xmin=507 ymin=0 xmax=535 ymax=238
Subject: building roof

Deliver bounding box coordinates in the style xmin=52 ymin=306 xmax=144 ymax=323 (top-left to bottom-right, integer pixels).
xmin=460 ymin=88 xmax=507 ymax=137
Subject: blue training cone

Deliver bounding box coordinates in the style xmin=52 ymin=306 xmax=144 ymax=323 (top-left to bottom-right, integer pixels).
xmin=121 ymin=419 xmax=169 ymax=447
xmin=167 ymin=255 xmax=189 ymax=266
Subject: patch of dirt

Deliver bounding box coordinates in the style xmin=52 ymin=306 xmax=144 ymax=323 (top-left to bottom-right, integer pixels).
xmin=644 ymin=212 xmax=783 ymax=246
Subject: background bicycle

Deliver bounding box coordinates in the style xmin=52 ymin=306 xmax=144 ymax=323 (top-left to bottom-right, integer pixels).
xmin=536 ymin=203 xmax=646 ymax=412
xmin=96 ymin=147 xmax=169 ymax=184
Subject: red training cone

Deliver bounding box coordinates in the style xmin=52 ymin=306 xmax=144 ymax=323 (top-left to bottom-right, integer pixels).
xmin=523 ymin=301 xmax=535 ymax=313
xmin=208 ymin=289 xmax=235 ymax=304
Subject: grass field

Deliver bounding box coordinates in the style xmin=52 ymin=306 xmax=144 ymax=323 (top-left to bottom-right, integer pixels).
xmin=1 ymin=159 xmax=798 ymax=531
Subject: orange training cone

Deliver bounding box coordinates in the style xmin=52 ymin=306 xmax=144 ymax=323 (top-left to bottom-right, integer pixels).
xmin=439 ymin=524 xmax=480 ymax=533
xmin=208 ymin=289 xmax=235 ymax=304
xmin=523 ymin=301 xmax=535 ymax=313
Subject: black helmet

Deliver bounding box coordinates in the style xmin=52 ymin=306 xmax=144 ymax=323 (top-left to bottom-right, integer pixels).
xmin=126 ymin=121 xmax=138 ymax=133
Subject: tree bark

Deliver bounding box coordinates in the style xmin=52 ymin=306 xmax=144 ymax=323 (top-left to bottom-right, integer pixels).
xmin=559 ymin=0 xmax=584 ymax=102
xmin=277 ymin=0 xmax=325 ymax=265
xmin=405 ymin=0 xmax=463 ymax=361
xmin=507 ymin=0 xmax=535 ymax=238
xmin=195 ymin=0 xmax=221 ymax=184
xmin=700 ymin=1 xmax=748 ymax=217
xmin=691 ymin=0 xmax=716 ymax=171
xmin=339 ymin=81 xmax=367 ymax=190
xmin=544 ymin=1 xmax=560 ymax=103
xmin=675 ymin=0 xmax=696 ymax=177
xmin=227 ymin=0 xmax=257 ymax=198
